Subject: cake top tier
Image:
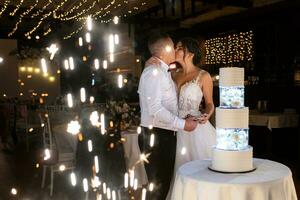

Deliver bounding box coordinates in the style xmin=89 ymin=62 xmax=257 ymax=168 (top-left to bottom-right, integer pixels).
xmin=219 ymin=67 xmax=244 ymax=87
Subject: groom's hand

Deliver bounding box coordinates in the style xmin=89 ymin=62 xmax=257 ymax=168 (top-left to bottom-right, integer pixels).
xmin=184 ymin=117 xmax=198 ymax=132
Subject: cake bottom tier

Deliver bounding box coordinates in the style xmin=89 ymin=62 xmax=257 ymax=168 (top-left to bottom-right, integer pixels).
xmin=211 ymin=146 xmax=253 ymax=173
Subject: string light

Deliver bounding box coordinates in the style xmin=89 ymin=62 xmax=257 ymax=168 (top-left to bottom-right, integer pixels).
xmin=67 ymin=93 xmax=73 ymax=108
xmin=80 ymin=87 xmax=86 ymax=103
xmin=94 ymin=59 xmax=100 ymax=70
xmin=54 ymin=0 xmax=98 ymax=21
xmin=78 ymin=37 xmax=83 ymax=46
xmin=70 ymin=172 xmax=77 ymax=186
xmin=85 ymin=32 xmax=91 ymax=43
xmin=46 ymin=44 xmax=59 ymax=60
xmin=69 ymin=57 xmax=75 ymax=70
xmin=43 ymin=27 xmax=52 ymax=36
xmin=24 ymin=0 xmax=69 ymax=37
xmin=113 ymin=16 xmax=119 ymax=24
xmin=31 ymin=0 xmax=52 ymax=18
xmin=41 ymin=58 xmax=48 ymax=75
xmin=118 ymin=74 xmax=123 ymax=88
xmin=103 ymin=60 xmax=108 ymax=69
xmin=9 ymin=0 xmax=24 ymax=16
xmin=205 ymin=30 xmax=253 ymax=65
xmin=0 ymin=0 xmax=10 ymax=17
xmin=54 ymin=0 xmax=88 ymax=19
xmin=87 ymin=15 xmax=93 ymax=31
xmin=8 ymin=0 xmax=39 ymax=37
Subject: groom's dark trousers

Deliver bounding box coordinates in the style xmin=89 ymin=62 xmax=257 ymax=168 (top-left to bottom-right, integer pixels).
xmin=139 ymin=127 xmax=177 ymax=200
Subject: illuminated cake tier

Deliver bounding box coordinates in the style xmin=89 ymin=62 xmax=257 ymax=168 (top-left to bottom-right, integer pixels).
xmin=211 ymin=67 xmax=254 ymax=173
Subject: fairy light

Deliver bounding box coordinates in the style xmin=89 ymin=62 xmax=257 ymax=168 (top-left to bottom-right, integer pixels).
xmin=112 ymin=190 xmax=116 ymax=200
xmin=0 ymin=0 xmax=10 ymax=17
xmin=24 ymin=0 xmax=69 ymax=37
xmin=59 ymin=165 xmax=66 ymax=171
xmin=109 ymin=54 xmax=114 ymax=63
xmin=41 ymin=58 xmax=48 ymax=75
xmin=133 ymin=178 xmax=138 ymax=190
xmin=94 ymin=156 xmax=99 ymax=173
xmin=67 ymin=120 xmax=81 ymax=135
xmin=109 ymin=34 xmax=114 ymax=53
xmin=79 ymin=37 xmax=83 ymax=46
xmin=149 ymin=182 xmax=154 ymax=191
xmin=64 ymin=24 xmax=85 ymax=40
xmin=118 ymin=74 xmax=123 ymax=88
xmin=83 ymin=178 xmax=88 ymax=192
xmin=124 ymin=173 xmax=129 ymax=188
xmin=67 ymin=93 xmax=73 ymax=108
xmin=103 ymin=60 xmax=108 ymax=69
xmin=69 ymin=57 xmax=75 ymax=70
xmin=114 ymin=34 xmax=119 ymax=45
xmin=90 ymin=96 xmax=95 ymax=104
xmin=94 ymin=59 xmax=100 ymax=70
xmin=10 ymin=0 xmax=24 ymax=16
xmin=87 ymin=15 xmax=93 ymax=31
xmin=87 ymin=140 xmax=93 ymax=152
xmin=205 ymin=30 xmax=253 ymax=65
xmin=70 ymin=172 xmax=76 ymax=186
xmin=44 ymin=148 xmax=51 ymax=160
xmin=100 ymin=113 xmax=105 ymax=134
xmin=43 ymin=27 xmax=52 ymax=36
xmin=8 ymin=0 xmax=39 ymax=37
xmin=92 ymin=176 xmax=101 ymax=188
xmin=113 ymin=16 xmax=119 ymax=24
xmin=46 ymin=44 xmax=59 ymax=60
xmin=54 ymin=0 xmax=88 ymax=19
xmin=103 ymin=182 xmax=107 ymax=194
xmin=165 ymin=45 xmax=172 ymax=52
xmin=85 ymin=32 xmax=91 ymax=43
xmin=107 ymin=187 xmax=111 ymax=199
xmin=90 ymin=111 xmax=100 ymax=127
xmin=80 ymin=87 xmax=86 ymax=103
xmin=150 ymin=133 xmax=155 ymax=147
xmin=55 ymin=0 xmax=97 ymax=21
xmin=142 ymin=188 xmax=147 ymax=200
xmin=11 ymin=188 xmax=17 ymax=195
xmin=64 ymin=59 xmax=69 ymax=70
xmin=181 ymin=147 xmax=187 ymax=155
xmin=32 ymin=0 xmax=52 ymax=18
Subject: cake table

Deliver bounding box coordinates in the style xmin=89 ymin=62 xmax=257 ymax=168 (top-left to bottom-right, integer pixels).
xmin=171 ymin=158 xmax=297 ymax=200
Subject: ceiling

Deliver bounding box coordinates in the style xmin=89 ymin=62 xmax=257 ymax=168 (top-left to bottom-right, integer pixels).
xmin=0 ymin=0 xmax=289 ymax=41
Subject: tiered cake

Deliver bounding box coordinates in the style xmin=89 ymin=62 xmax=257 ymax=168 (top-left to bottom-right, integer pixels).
xmin=211 ymin=67 xmax=254 ymax=173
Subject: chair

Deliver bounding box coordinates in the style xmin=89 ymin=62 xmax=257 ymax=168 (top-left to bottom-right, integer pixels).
xmin=40 ymin=113 xmax=76 ymax=196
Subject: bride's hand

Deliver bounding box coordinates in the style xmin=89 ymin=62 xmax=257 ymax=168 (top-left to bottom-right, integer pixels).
xmin=145 ymin=56 xmax=160 ymax=68
xmin=199 ymin=113 xmax=209 ymax=124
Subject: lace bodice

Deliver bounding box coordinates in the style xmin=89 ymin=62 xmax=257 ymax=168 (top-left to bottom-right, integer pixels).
xmin=178 ymin=71 xmax=204 ymax=118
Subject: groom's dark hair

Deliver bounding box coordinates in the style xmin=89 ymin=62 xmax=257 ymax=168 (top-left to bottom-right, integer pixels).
xmin=148 ymin=31 xmax=170 ymax=55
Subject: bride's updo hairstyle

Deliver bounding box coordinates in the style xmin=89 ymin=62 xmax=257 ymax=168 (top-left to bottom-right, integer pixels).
xmin=179 ymin=38 xmax=202 ymax=67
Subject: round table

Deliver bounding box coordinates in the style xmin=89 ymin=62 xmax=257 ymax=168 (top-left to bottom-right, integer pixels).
xmin=171 ymin=159 xmax=297 ymax=200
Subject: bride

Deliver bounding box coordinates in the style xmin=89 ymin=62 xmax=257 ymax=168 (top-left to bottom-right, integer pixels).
xmin=171 ymin=38 xmax=216 ymax=170
xmin=147 ymin=37 xmax=216 ymax=199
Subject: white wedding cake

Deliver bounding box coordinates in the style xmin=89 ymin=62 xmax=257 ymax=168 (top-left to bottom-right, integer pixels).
xmin=211 ymin=67 xmax=254 ymax=173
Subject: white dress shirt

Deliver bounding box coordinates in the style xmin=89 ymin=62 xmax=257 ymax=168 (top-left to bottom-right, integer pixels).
xmin=138 ymin=59 xmax=185 ymax=131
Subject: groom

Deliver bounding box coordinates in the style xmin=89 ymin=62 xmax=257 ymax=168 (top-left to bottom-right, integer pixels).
xmin=138 ymin=32 xmax=198 ymax=200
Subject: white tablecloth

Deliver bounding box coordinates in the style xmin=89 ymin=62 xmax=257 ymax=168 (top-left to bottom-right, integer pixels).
xmin=121 ymin=130 xmax=148 ymax=186
xmin=172 ymin=159 xmax=297 ymax=200
xmin=249 ymin=110 xmax=299 ymax=130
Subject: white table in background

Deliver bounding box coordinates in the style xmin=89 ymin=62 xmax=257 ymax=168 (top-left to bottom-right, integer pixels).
xmin=172 ymin=159 xmax=297 ymax=200
xmin=249 ymin=110 xmax=299 ymax=130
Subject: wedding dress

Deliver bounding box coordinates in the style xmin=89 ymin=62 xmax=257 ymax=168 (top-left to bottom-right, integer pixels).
xmin=167 ymin=71 xmax=216 ymax=200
